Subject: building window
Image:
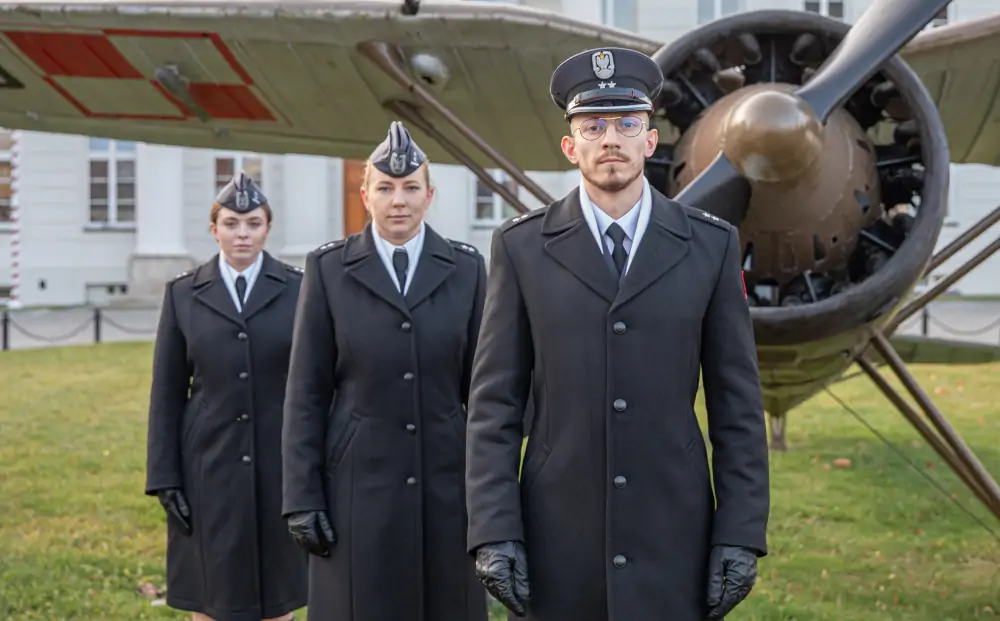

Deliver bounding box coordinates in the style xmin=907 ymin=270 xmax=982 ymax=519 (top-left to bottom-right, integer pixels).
xmin=214 ymin=154 xmax=263 ymax=194
xmin=603 ymin=0 xmax=637 ymax=32
xmin=930 ymin=7 xmax=948 ymax=27
xmin=474 ymin=170 xmax=519 ymax=225
xmin=698 ymin=0 xmax=743 ymax=24
xmin=0 ymin=129 xmax=11 ymax=223
xmin=804 ymin=0 xmax=844 ymax=20
xmin=88 ymin=138 xmax=136 ymax=226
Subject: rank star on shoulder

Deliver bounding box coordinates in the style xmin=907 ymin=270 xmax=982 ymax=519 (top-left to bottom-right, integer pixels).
xmin=598 ymin=81 xmax=616 ymax=88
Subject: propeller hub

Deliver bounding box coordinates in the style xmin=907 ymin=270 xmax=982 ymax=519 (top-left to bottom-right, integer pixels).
xmin=722 ymin=87 xmax=824 ymax=183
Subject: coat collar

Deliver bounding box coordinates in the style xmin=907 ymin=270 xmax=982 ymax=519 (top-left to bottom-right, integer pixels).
xmin=191 ymin=250 xmax=287 ymax=327
xmin=541 ymin=184 xmax=691 ymax=308
xmin=342 ymin=222 xmax=455 ymax=318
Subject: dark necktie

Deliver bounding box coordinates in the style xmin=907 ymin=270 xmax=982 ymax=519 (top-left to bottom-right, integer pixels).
xmin=392 ymin=248 xmax=409 ymax=294
xmin=235 ymin=275 xmax=247 ymax=312
xmin=606 ymin=222 xmax=628 ymax=277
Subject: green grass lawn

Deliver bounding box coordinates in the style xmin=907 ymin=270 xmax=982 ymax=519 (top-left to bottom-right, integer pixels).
xmin=1 ymin=342 xmax=998 ymax=620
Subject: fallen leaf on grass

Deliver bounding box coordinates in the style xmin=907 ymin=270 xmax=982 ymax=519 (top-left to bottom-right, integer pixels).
xmin=833 ymin=458 xmax=852 ymax=469
xmin=137 ymin=582 xmax=162 ymax=599
xmin=934 ymin=386 xmax=950 ymax=396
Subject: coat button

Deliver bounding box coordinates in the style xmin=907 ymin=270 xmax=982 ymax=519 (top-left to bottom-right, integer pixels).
xmin=406 ymin=476 xmax=417 ymax=486
xmin=239 ymin=371 xmax=249 ymax=380
xmin=242 ymin=455 xmax=251 ymax=463
xmin=238 ymin=332 xmax=248 ymax=340
xmin=613 ymin=321 xmax=626 ymax=335
xmin=613 ymin=399 xmax=626 ymax=412
xmin=614 ymin=476 xmax=627 ymax=489
xmin=406 ymin=423 xmax=416 ymax=434
xmin=613 ymin=555 xmax=627 ymax=568
xmin=401 ymin=321 xmax=412 ymax=332
xmin=238 ymin=413 xmax=250 ymax=422
xmin=403 ymin=372 xmax=414 ymax=381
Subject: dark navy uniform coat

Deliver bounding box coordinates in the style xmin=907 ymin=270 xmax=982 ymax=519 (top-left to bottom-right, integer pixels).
xmin=282 ymin=222 xmax=489 ymax=621
xmin=145 ymin=251 xmax=308 ymax=621
xmin=465 ymin=188 xmax=770 ymax=621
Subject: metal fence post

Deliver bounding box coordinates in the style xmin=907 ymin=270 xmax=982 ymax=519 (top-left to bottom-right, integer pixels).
xmin=2 ymin=310 xmax=8 ymax=351
xmin=921 ymin=307 xmax=929 ymax=336
xmin=93 ymin=307 xmax=101 ymax=344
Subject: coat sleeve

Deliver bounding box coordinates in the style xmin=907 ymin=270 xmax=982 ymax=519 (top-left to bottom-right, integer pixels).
xmin=281 ymin=250 xmax=337 ymax=517
xmin=462 ymin=253 xmax=488 ymax=408
xmin=465 ymin=228 xmax=533 ymax=552
xmin=145 ymin=282 xmax=191 ymax=495
xmin=701 ymin=225 xmax=770 ymax=556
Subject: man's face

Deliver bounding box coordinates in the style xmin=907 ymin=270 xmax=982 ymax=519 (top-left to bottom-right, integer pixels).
xmin=361 ymin=164 xmax=434 ymax=244
xmin=210 ymin=207 xmax=270 ymax=264
xmin=560 ymin=112 xmax=658 ymax=193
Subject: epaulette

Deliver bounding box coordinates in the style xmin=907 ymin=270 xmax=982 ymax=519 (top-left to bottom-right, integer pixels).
xmin=448 ymin=239 xmax=480 ymax=256
xmin=500 ymin=207 xmax=546 ymax=232
xmin=283 ymin=262 xmax=304 ymax=276
xmin=315 ymin=239 xmax=347 ymax=256
xmin=684 ymin=205 xmax=731 ymax=231
xmin=170 ymin=269 xmax=193 ymax=283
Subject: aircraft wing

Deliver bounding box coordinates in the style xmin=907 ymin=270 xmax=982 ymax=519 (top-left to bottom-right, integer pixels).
xmin=0 ymin=0 xmax=660 ymax=170
xmin=882 ymin=334 xmax=1000 ymax=365
xmin=902 ymin=12 xmax=1000 ymax=166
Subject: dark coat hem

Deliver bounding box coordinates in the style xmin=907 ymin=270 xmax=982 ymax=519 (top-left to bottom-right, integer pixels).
xmin=166 ymin=594 xmax=306 ymax=621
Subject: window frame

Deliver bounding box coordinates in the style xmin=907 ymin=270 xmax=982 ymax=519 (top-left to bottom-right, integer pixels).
xmin=0 ymin=128 xmax=11 ymax=226
xmin=698 ymin=0 xmax=744 ymax=24
xmin=602 ymin=0 xmax=638 ymax=32
xmin=803 ymin=0 xmax=845 ymax=19
xmin=213 ymin=151 xmax=264 ymax=195
xmin=87 ymin=138 xmax=137 ymax=229
xmin=472 ymin=169 xmax=520 ymax=227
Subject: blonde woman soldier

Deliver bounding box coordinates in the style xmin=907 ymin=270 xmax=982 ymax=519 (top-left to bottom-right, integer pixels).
xmin=281 ymin=121 xmax=489 ymax=621
xmin=146 ymin=172 xmax=308 ymax=621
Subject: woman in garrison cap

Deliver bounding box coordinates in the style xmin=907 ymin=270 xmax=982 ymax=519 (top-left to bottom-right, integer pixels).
xmin=281 ymin=121 xmax=489 ymax=621
xmin=145 ymin=172 xmax=307 ymax=621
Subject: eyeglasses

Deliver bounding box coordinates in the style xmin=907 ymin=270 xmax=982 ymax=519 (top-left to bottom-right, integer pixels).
xmin=575 ymin=116 xmax=646 ymax=141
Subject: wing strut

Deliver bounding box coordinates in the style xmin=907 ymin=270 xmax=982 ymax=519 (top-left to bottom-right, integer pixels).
xmin=923 ymin=204 xmax=1000 ymax=276
xmin=386 ymin=100 xmax=531 ymax=214
xmin=358 ymin=41 xmax=554 ymax=210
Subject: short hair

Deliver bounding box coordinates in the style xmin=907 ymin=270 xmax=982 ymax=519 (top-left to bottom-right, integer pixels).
xmin=361 ymin=161 xmax=431 ymax=192
xmin=210 ymin=201 xmax=273 ymax=224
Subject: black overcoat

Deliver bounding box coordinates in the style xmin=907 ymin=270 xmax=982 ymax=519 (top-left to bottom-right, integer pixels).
xmin=465 ymin=187 xmax=771 ymax=621
xmin=145 ymin=251 xmax=308 ymax=621
xmin=281 ymin=222 xmax=489 ymax=621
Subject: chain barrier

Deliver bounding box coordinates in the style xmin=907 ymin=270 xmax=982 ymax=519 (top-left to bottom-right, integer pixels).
xmin=1 ymin=307 xmax=158 ymax=351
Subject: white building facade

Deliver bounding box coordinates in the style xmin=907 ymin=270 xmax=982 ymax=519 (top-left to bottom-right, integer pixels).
xmin=1 ymin=0 xmax=998 ymax=307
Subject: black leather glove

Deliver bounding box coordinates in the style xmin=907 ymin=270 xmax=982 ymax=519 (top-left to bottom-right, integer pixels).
xmin=707 ymin=545 xmax=758 ymax=619
xmin=474 ymin=541 xmax=530 ymax=617
xmin=287 ymin=510 xmax=336 ymax=557
xmin=156 ymin=488 xmax=192 ymax=536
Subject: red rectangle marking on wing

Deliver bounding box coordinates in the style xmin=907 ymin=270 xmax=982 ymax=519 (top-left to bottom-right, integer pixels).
xmin=188 ymin=84 xmax=274 ymax=121
xmin=5 ymin=31 xmax=141 ymax=78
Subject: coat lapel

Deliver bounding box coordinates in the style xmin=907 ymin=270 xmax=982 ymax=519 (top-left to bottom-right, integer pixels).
xmin=343 ymin=223 xmax=412 ymax=319
xmin=611 ymin=192 xmax=692 ymax=311
xmin=405 ymin=225 xmax=456 ymax=310
xmin=191 ymin=256 xmax=246 ymax=328
xmin=542 ymin=192 xmax=618 ymax=304
xmin=241 ymin=251 xmax=287 ymax=321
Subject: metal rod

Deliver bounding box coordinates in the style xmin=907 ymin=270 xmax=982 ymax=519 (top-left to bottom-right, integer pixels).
xmin=386 ymin=100 xmax=530 ymax=215
xmin=856 ymin=355 xmax=999 ymax=517
xmin=924 ymin=204 xmax=1000 ymax=276
xmin=358 ymin=41 xmax=555 ymax=207
xmin=887 ymin=234 xmax=1000 ymax=332
xmin=868 ymin=332 xmax=1000 ymax=516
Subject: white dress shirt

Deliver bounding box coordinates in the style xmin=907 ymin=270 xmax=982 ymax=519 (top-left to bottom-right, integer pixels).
xmin=579 ymin=177 xmax=653 ymax=276
xmin=219 ymin=250 xmax=263 ymax=313
xmin=373 ymin=221 xmax=425 ymax=295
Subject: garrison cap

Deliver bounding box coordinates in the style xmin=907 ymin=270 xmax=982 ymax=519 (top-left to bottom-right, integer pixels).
xmin=549 ymin=47 xmax=664 ymax=119
xmin=214 ymin=171 xmax=267 ymax=212
xmin=369 ymin=121 xmax=427 ymax=178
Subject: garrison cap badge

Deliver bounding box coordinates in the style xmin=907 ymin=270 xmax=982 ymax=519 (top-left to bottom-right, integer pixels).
xmin=370 ymin=121 xmax=427 ymax=178
xmin=215 ymin=171 xmax=267 ymax=213
xmin=550 ymin=47 xmax=664 ymax=119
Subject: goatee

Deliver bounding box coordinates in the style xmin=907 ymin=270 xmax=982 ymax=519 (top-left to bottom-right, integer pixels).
xmin=582 ymin=164 xmax=644 ymax=194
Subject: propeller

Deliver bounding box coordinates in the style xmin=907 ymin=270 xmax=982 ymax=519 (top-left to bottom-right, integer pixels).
xmin=662 ymin=0 xmax=953 ymax=223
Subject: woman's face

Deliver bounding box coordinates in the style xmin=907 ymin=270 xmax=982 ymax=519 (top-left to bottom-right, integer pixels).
xmin=361 ymin=164 xmax=434 ymax=244
xmin=210 ymin=207 xmax=271 ymax=267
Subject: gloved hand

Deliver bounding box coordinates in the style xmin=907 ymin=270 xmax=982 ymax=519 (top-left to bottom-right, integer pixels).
xmin=706 ymin=545 xmax=758 ymax=619
xmin=287 ymin=510 xmax=336 ymax=557
xmin=474 ymin=541 xmax=530 ymax=617
xmin=156 ymin=488 xmax=192 ymax=536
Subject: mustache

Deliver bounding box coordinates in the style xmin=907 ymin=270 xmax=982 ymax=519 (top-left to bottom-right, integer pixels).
xmin=598 ymin=153 xmax=629 ymax=163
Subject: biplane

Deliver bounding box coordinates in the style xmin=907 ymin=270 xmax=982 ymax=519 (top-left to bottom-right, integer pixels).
xmin=0 ymin=0 xmax=998 ymax=520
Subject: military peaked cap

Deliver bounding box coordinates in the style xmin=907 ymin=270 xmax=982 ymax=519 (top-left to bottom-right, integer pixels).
xmin=369 ymin=121 xmax=427 ymax=178
xmin=550 ymin=47 xmax=664 ymax=118
xmin=215 ymin=171 xmax=267 ymax=212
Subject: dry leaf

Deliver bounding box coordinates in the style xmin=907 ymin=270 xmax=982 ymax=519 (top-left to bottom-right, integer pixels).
xmin=934 ymin=386 xmax=950 ymax=396
xmin=833 ymin=458 xmax=852 ymax=469
xmin=137 ymin=582 xmax=162 ymax=599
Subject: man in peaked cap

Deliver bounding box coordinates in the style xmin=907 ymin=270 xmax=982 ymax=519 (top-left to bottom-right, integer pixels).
xmin=465 ymin=46 xmax=769 ymax=621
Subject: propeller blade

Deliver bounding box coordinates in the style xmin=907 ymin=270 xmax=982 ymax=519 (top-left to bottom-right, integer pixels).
xmin=672 ymin=151 xmax=751 ymax=225
xmin=795 ymin=0 xmax=952 ymax=123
